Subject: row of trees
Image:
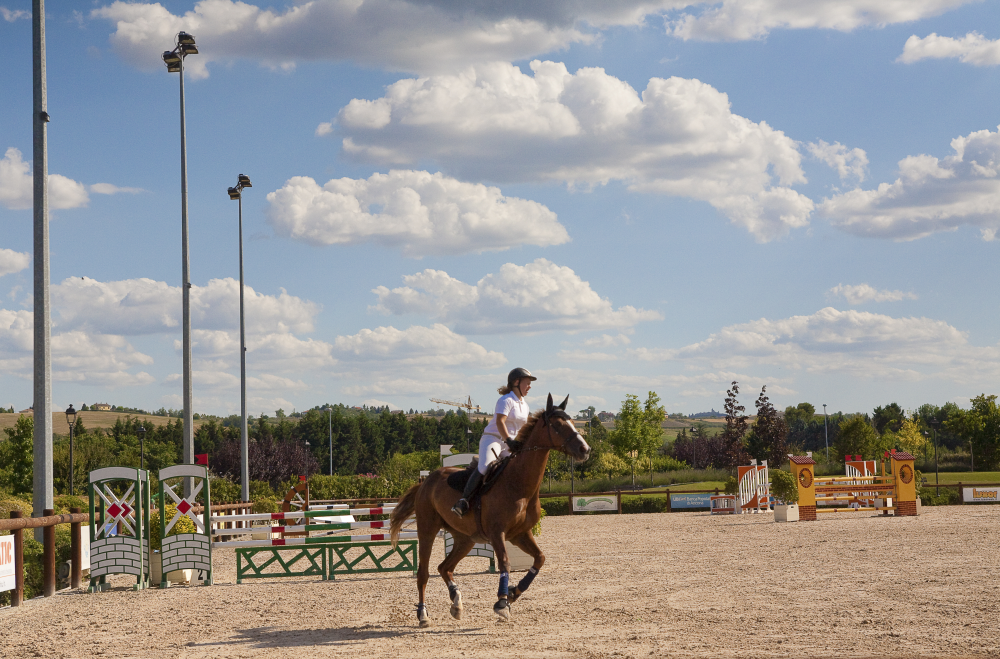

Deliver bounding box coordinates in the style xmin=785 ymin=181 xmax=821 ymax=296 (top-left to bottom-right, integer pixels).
xmin=0 ymin=407 xmax=488 ymax=497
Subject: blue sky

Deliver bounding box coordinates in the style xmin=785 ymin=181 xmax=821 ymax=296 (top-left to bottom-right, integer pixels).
xmin=2 ymin=0 xmax=1000 ymax=418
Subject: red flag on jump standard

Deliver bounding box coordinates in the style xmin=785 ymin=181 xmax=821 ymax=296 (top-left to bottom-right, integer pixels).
xmin=299 ymin=475 xmax=306 ymax=482
xmin=195 ymin=454 xmax=208 ymax=465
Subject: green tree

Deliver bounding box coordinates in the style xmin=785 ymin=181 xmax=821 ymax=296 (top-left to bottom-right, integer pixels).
xmin=949 ymin=394 xmax=1000 ymax=470
xmin=833 ymin=416 xmax=880 ymax=460
xmin=783 ymin=403 xmax=816 ymax=432
xmin=607 ymin=392 xmax=665 ymax=478
xmin=872 ymin=403 xmax=905 ymax=435
xmin=0 ymin=415 xmax=34 ymax=495
xmin=721 ymin=381 xmax=749 ymax=470
xmin=746 ymin=386 xmax=788 ymax=467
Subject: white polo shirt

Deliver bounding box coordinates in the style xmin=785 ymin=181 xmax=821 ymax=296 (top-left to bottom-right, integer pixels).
xmin=484 ymin=391 xmax=529 ymax=438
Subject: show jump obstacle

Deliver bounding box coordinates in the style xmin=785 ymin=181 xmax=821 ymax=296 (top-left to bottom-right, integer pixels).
xmin=789 ymin=450 xmax=918 ymax=521
xmin=710 ymin=460 xmax=770 ymax=515
xmin=88 ymin=467 xmax=151 ymax=592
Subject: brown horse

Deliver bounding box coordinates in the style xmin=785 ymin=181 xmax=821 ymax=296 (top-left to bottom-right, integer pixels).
xmin=389 ymin=393 xmax=590 ymax=627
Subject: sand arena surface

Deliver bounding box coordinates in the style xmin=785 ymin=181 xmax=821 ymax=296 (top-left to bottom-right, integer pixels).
xmin=3 ymin=506 xmax=997 ymax=659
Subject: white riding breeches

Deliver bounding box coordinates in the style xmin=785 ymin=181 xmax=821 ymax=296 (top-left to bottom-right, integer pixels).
xmin=477 ymin=433 xmax=509 ymax=475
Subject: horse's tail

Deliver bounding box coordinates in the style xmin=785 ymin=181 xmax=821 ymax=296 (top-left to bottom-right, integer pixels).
xmin=389 ymin=483 xmax=420 ymax=548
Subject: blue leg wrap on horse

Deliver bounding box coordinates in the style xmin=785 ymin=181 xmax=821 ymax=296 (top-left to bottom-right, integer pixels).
xmin=516 ymin=567 xmax=538 ymax=593
xmin=497 ymin=572 xmax=509 ymax=598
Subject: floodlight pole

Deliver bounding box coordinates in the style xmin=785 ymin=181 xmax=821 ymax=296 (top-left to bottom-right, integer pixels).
xmin=327 ymin=406 xmax=333 ymax=476
xmin=32 ymin=0 xmax=53 ymax=542
xmin=823 ymin=404 xmax=829 ymax=461
xmin=179 ymin=50 xmax=194 ymax=487
xmin=238 ymin=186 xmax=248 ymax=502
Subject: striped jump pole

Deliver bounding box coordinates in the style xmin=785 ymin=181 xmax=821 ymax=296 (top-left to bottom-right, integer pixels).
xmin=211 ymin=518 xmax=415 ymax=537
xmin=218 ymin=531 xmax=418 ymax=549
xmin=208 ymin=506 xmax=396 ymax=524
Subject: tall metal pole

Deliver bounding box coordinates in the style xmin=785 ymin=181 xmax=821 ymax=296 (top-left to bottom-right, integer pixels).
xmin=934 ymin=427 xmax=939 ymax=494
xmin=823 ymin=403 xmax=829 ymax=461
xmin=32 ymin=0 xmax=53 ymax=542
xmin=68 ymin=423 xmax=74 ymax=496
xmin=328 ymin=406 xmax=333 ymax=476
xmin=239 ymin=192 xmax=249 ymax=503
xmin=179 ymin=51 xmax=194 ymax=490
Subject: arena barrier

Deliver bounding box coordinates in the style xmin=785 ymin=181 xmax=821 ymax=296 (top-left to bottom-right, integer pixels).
xmin=789 ymin=450 xmax=918 ymax=521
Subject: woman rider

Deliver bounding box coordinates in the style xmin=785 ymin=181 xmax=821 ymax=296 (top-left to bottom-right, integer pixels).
xmin=451 ymin=367 xmax=536 ymax=518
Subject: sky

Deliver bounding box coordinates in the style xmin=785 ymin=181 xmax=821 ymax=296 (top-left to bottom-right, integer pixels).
xmin=2 ymin=1 xmax=1000 ymax=419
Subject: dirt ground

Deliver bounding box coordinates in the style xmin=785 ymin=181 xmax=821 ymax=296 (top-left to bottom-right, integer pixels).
xmin=3 ymin=506 xmax=997 ymax=659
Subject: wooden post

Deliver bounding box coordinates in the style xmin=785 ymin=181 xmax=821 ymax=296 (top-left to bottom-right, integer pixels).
xmin=70 ymin=507 xmax=81 ymax=589
xmin=11 ymin=511 xmax=23 ymax=606
xmin=616 ymin=489 xmax=622 ymax=514
xmin=958 ymin=482 xmax=964 ymax=504
xmin=568 ymin=493 xmax=574 ymax=515
xmin=666 ymin=489 xmax=672 ymax=513
xmin=43 ymin=508 xmax=55 ymax=597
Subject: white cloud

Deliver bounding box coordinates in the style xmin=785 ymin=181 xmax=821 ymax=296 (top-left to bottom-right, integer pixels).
xmin=372 ymin=258 xmax=662 ymax=333
xmin=1 ymin=7 xmax=30 ymax=22
xmin=0 ymin=249 xmax=30 ymax=277
xmin=828 ymin=283 xmax=918 ymax=305
xmin=335 ymin=324 xmax=504 ymax=368
xmin=820 ymin=125 xmax=1000 ymax=240
xmin=584 ymin=333 xmax=632 ymax=347
xmin=53 ymin=277 xmax=319 ymax=335
xmin=90 ymin=183 xmax=146 ymax=195
xmin=807 ymin=140 xmax=868 ymax=182
xmin=669 ymin=0 xmax=976 ymax=41
xmin=91 ymin=0 xmax=600 ymax=77
xmin=0 ymin=147 xmax=90 ymax=210
xmin=899 ymin=32 xmax=1000 ymax=66
xmin=336 ymin=61 xmax=813 ymax=241
xmin=0 ymin=308 xmax=155 ymax=387
xmin=665 ymin=307 xmax=1000 ymax=383
xmin=266 ymin=170 xmax=569 ymax=257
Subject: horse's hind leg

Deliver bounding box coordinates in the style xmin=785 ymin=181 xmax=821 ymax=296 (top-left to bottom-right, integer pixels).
xmin=506 ymin=531 xmax=545 ymax=604
xmin=438 ymin=533 xmax=475 ymax=620
xmin=415 ymin=517 xmax=441 ymax=628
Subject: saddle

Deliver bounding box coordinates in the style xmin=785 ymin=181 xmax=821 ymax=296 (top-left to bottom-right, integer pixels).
xmin=446 ymin=455 xmax=510 ymax=502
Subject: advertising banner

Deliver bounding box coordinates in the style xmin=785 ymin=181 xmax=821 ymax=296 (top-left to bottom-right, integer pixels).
xmin=669 ymin=493 xmax=713 ymax=509
xmin=573 ymin=496 xmax=617 ymax=512
xmin=964 ymin=487 xmax=1000 ymax=503
xmin=0 ymin=535 xmax=14 ymax=593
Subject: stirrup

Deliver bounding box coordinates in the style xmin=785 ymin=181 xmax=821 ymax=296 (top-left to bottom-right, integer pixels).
xmin=451 ymin=499 xmax=469 ymax=518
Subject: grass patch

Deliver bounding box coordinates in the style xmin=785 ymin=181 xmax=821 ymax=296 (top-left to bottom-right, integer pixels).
xmin=920 ymin=471 xmax=1000 ymax=484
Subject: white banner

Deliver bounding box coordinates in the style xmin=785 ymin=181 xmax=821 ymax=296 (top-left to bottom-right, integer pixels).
xmin=573 ymin=496 xmax=617 ymax=512
xmin=964 ymin=487 xmax=1000 ymax=503
xmin=0 ymin=536 xmax=14 ymax=593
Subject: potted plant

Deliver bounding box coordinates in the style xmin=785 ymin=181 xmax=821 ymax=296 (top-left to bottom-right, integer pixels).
xmin=770 ymin=469 xmax=799 ymax=522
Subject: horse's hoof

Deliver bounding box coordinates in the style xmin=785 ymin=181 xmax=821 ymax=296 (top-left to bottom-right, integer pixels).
xmin=450 ymin=591 xmax=463 ymax=620
xmin=419 ymin=619 xmax=431 ymax=628
xmin=417 ymin=603 xmax=430 ymax=628
xmin=493 ymin=599 xmax=510 ymax=622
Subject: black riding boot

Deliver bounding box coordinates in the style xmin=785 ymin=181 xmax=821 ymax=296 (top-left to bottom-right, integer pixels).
xmin=451 ymin=468 xmax=484 ymax=518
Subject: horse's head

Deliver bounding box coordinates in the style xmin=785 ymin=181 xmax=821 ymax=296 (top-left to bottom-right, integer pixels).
xmin=535 ymin=393 xmax=591 ymax=461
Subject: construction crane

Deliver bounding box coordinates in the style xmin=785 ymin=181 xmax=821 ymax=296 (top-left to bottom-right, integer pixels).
xmin=429 ymin=395 xmax=482 ymax=415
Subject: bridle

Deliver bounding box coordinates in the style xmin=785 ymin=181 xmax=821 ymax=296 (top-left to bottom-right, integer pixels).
xmin=512 ymin=409 xmax=579 ymax=455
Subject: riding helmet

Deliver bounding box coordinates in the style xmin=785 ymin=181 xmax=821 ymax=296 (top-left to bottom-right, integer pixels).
xmin=507 ymin=367 xmax=537 ymax=389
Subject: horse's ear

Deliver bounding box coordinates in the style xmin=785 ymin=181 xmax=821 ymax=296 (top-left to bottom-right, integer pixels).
xmin=546 ymin=393 xmax=554 ymax=411
xmin=558 ymin=395 xmax=569 ymax=411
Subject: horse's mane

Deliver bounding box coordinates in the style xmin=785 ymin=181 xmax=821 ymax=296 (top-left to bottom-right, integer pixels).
xmin=514 ymin=410 xmax=544 ymax=444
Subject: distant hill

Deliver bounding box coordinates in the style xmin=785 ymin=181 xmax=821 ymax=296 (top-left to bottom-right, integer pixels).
xmin=0 ymin=411 xmax=212 ymax=436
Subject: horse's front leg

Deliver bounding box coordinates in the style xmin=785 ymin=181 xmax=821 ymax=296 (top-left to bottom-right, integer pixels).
xmin=489 ymin=530 xmax=511 ymax=621
xmin=506 ymin=531 xmax=544 ymax=604
xmin=438 ymin=534 xmax=475 ymax=620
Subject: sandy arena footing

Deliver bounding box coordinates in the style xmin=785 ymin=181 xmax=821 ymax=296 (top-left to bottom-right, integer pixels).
xmin=2 ymin=505 xmax=997 ymax=658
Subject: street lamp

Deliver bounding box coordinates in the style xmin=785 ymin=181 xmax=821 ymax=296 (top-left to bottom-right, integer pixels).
xmin=228 ymin=174 xmax=252 ymax=503
xmin=162 ymin=31 xmax=199 ymax=493
xmin=822 ymin=404 xmax=829 ymax=461
xmin=137 ymin=424 xmax=146 ymax=471
xmin=65 ymin=405 xmax=76 ymax=496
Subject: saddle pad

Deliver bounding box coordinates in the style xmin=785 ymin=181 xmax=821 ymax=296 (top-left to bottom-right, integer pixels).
xmin=445 ymin=457 xmax=511 ymax=495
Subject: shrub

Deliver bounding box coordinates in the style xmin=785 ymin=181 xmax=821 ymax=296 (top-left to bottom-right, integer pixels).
xmin=622 ymin=496 xmax=668 ymax=514
xmin=723 ymin=476 xmax=738 ymax=495
xmin=770 ymin=469 xmax=799 ymax=504
xmin=208 ymin=476 xmax=241 ymax=503
xmin=250 ymin=480 xmax=277 ymax=501
xmin=308 ymin=474 xmax=399 ymax=500
xmin=540 ymin=498 xmax=569 ymax=516
xmin=920 ymin=488 xmax=960 ymax=506
xmin=252 ymin=498 xmax=279 ymax=514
